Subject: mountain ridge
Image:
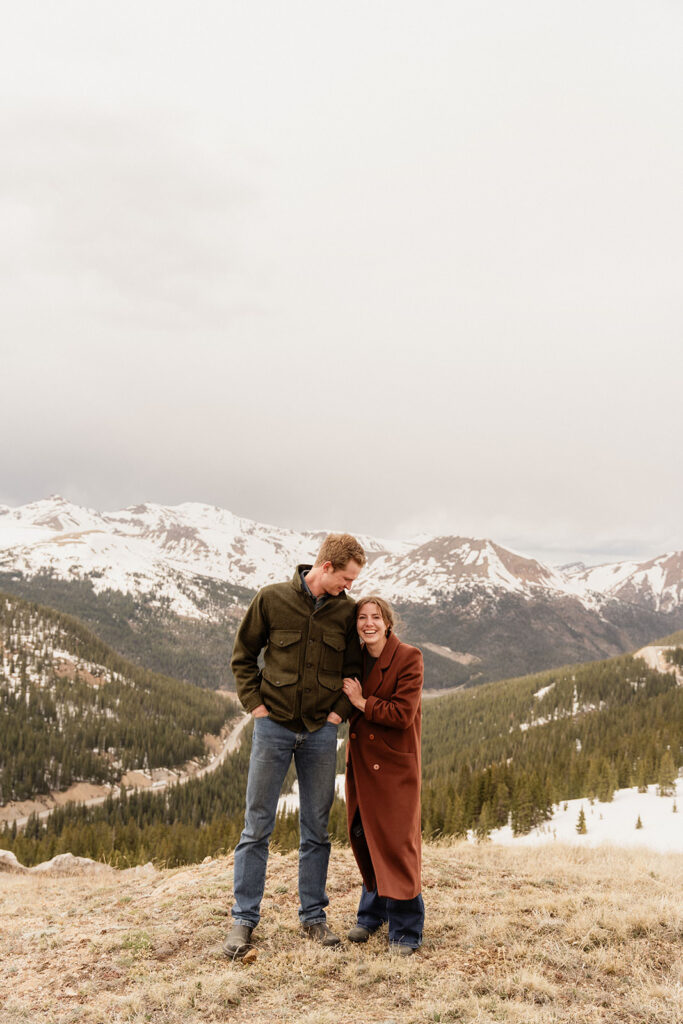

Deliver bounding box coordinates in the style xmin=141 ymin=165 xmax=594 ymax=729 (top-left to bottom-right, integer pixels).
xmin=2 ymin=495 xmax=681 ymax=614
xmin=2 ymin=496 xmax=683 ymax=690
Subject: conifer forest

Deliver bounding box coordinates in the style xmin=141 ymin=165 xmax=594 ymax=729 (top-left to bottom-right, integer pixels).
xmin=2 ymin=584 xmax=681 ymax=868
xmin=0 ymin=594 xmax=237 ymax=803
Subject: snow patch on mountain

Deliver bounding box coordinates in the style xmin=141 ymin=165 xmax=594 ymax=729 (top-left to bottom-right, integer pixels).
xmin=567 ymin=551 xmax=683 ymax=613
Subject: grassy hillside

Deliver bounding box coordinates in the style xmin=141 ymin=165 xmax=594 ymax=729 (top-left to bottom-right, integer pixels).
xmin=1 ymin=842 xmax=681 ymax=1024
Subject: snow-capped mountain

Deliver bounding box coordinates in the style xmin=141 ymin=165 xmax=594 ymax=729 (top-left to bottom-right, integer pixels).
xmin=1 ymin=497 xmax=683 ymax=692
xmin=0 ymin=496 xmax=682 ymax=619
xmin=566 ymin=552 xmax=683 ymax=614
xmin=360 ymin=536 xmax=591 ymax=606
xmin=0 ymin=497 xmax=412 ymax=618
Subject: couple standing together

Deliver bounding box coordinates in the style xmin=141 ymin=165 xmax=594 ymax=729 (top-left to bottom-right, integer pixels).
xmin=224 ymin=532 xmax=425 ymax=958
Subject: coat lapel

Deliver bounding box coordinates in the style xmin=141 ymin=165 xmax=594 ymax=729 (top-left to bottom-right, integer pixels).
xmin=364 ymin=631 xmax=400 ymax=696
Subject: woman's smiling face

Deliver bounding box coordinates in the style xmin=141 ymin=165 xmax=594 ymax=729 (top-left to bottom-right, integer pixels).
xmin=356 ymin=602 xmax=387 ymax=644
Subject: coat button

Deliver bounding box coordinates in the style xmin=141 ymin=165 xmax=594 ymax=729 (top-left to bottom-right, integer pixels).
xmin=372 ymin=764 xmax=380 ymax=771
xmin=350 ymin=732 xmax=357 ymax=739
xmin=369 ymin=733 xmax=375 ymax=740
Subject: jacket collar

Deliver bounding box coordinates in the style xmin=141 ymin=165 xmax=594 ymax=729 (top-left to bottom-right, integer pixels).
xmin=291 ymin=563 xmax=350 ymax=604
xmin=364 ymin=631 xmax=400 ymax=694
xmin=291 ymin=564 xmax=312 ymax=591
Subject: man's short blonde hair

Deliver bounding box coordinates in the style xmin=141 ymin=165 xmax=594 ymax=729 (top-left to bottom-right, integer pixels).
xmin=314 ymin=533 xmax=367 ymax=570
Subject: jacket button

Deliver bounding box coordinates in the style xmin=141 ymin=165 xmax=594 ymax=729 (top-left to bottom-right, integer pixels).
xmin=372 ymin=764 xmax=380 ymax=771
xmin=350 ymin=732 xmax=356 ymax=739
xmin=369 ymin=733 xmax=375 ymax=740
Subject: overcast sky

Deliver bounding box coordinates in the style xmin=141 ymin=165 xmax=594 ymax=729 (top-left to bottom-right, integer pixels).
xmin=1 ymin=1 xmax=681 ymax=565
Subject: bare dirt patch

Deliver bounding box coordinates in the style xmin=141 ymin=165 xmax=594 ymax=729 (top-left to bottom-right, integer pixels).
xmin=54 ymin=659 xmax=103 ymax=686
xmin=120 ymin=771 xmax=154 ymax=789
xmin=203 ymin=733 xmax=223 ymax=756
xmin=52 ymin=782 xmax=111 ymax=806
xmin=0 ymin=784 xmax=111 ymax=823
xmin=0 ymin=797 xmax=52 ymax=824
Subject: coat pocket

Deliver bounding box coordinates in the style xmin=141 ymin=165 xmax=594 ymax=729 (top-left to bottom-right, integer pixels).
xmin=318 ymin=631 xmax=345 ymax=689
xmin=263 ymin=629 xmax=302 ymax=686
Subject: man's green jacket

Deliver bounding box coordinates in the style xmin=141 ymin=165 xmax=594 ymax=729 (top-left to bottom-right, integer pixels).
xmin=231 ymin=565 xmax=362 ymax=729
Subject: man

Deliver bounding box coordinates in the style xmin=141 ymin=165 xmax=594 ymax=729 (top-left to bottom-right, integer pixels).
xmin=224 ymin=532 xmax=366 ymax=958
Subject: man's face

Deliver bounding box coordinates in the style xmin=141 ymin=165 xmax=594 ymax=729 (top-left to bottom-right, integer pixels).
xmin=320 ymin=559 xmax=362 ymax=596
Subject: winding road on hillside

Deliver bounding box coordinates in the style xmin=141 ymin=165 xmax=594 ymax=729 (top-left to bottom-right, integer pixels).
xmin=11 ymin=711 xmax=251 ymax=830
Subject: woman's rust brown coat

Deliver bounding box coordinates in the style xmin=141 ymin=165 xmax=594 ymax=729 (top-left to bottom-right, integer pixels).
xmin=345 ymin=631 xmax=423 ymax=900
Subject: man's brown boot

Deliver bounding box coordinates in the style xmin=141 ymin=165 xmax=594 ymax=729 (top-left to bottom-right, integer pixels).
xmin=222 ymin=923 xmax=254 ymax=959
xmin=302 ymin=922 xmax=341 ymax=947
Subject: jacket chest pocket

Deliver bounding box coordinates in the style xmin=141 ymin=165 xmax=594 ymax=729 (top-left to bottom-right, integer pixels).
xmin=264 ymin=629 xmax=302 ymax=686
xmin=318 ymin=631 xmax=345 ymax=688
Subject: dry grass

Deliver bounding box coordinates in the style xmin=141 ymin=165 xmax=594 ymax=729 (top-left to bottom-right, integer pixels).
xmin=1 ymin=841 xmax=681 ymax=1024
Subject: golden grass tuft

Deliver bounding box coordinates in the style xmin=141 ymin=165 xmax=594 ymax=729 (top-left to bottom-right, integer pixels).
xmin=1 ymin=841 xmax=681 ymax=1023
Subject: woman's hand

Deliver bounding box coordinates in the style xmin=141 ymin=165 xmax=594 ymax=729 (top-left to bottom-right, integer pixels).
xmin=343 ymin=676 xmax=366 ymax=712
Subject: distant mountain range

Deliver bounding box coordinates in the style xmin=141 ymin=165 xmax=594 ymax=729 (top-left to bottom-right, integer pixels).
xmin=1 ymin=496 xmax=682 ymax=688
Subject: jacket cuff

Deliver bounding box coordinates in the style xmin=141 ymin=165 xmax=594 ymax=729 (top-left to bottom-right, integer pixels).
xmin=363 ymin=695 xmax=377 ymax=720
xmin=240 ymin=694 xmax=263 ymax=714
xmin=332 ymin=693 xmax=354 ymax=721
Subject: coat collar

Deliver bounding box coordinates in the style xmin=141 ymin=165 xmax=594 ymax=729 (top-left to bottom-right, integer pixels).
xmin=291 ymin=564 xmax=313 ymax=591
xmin=363 ymin=631 xmax=400 ymax=695
xmin=291 ymin=563 xmax=350 ymax=609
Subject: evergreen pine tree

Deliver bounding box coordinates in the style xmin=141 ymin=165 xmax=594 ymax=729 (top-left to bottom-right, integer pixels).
xmin=635 ymin=759 xmax=649 ymax=793
xmin=576 ymin=807 xmax=587 ymax=834
xmin=493 ymin=782 xmax=511 ymax=826
xmin=635 ymin=815 xmax=643 ymax=829
xmin=475 ymin=801 xmax=494 ymax=841
xmin=657 ymin=750 xmax=677 ymax=797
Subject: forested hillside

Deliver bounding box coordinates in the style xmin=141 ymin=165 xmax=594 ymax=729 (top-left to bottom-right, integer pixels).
xmin=0 ymin=593 xmax=237 ymax=802
xmin=419 ymin=651 xmax=682 ymax=837
xmin=3 ymin=644 xmax=681 ymax=868
xmin=0 ymin=572 xmax=245 ymax=689
xmin=1 ymin=734 xmax=253 ymax=868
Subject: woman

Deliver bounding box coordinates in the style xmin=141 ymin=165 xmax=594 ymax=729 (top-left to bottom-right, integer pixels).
xmin=342 ymin=595 xmax=424 ymax=955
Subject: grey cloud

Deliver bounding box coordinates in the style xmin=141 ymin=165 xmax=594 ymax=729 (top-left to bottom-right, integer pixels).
xmin=1 ymin=105 xmax=268 ymax=328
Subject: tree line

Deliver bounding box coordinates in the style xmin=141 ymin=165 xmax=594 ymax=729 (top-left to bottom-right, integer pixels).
xmin=2 ymin=647 xmax=680 ymax=867
xmin=419 ymin=652 xmax=682 ymax=838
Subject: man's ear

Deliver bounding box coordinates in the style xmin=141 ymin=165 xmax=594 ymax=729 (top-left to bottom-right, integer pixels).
xmin=322 ymin=560 xmax=334 ymax=573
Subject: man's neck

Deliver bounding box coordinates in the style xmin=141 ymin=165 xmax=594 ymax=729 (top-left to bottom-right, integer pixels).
xmin=303 ymin=565 xmax=326 ymax=598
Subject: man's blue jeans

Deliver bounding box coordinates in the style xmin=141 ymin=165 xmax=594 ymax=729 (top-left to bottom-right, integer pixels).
xmin=232 ymin=715 xmax=338 ymax=928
